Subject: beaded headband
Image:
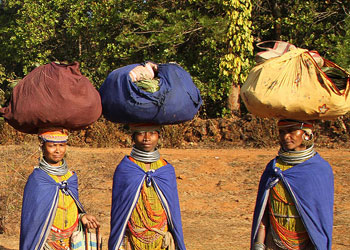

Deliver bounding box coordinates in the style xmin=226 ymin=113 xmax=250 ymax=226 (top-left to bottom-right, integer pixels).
xmin=277 ymin=119 xmax=314 ymax=130
xmin=38 ymin=128 xmax=68 ymax=143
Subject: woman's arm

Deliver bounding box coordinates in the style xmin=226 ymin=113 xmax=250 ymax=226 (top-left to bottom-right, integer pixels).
xmin=253 ymin=209 xmax=268 ymax=250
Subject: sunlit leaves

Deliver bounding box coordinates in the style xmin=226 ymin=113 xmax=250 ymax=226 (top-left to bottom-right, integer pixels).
xmin=219 ymin=0 xmax=253 ymax=94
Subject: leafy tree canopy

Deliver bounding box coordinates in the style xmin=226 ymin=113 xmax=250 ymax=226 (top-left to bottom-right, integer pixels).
xmin=252 ymin=0 xmax=350 ymax=66
xmin=0 ymin=0 xmax=349 ymax=117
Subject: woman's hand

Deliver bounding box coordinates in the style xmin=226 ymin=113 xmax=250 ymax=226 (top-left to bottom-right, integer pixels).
xmin=81 ymin=214 xmax=100 ymax=229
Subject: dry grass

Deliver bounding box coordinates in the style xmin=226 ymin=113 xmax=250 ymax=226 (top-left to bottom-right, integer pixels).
xmin=0 ymin=143 xmax=36 ymax=235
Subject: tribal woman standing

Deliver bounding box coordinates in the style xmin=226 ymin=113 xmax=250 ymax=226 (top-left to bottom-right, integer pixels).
xmin=109 ymin=124 xmax=186 ymax=250
xmin=251 ymin=119 xmax=334 ymax=250
xmin=20 ymin=128 xmax=100 ymax=250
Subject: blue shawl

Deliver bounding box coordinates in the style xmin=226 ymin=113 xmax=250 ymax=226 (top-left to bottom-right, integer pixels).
xmin=20 ymin=168 xmax=84 ymax=250
xmin=109 ymin=156 xmax=186 ymax=250
xmin=251 ymin=153 xmax=334 ymax=250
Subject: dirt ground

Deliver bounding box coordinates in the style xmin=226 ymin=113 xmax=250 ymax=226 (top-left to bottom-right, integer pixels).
xmin=0 ymin=145 xmax=350 ymax=249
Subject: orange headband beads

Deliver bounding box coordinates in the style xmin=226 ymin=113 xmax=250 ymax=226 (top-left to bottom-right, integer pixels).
xmin=38 ymin=128 xmax=68 ymax=143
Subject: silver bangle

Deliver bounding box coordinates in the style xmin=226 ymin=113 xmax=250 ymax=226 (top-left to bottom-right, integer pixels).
xmin=79 ymin=213 xmax=86 ymax=220
xmin=253 ymin=242 xmax=266 ymax=250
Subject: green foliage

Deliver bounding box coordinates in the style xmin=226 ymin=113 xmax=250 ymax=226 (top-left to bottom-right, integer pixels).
xmin=334 ymin=16 xmax=350 ymax=72
xmin=0 ymin=64 xmax=16 ymax=107
xmin=218 ymin=0 xmax=254 ymax=115
xmin=251 ymin=0 xmax=349 ymax=62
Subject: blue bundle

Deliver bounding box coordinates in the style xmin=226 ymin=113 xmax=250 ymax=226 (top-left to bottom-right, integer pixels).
xmin=99 ymin=63 xmax=202 ymax=124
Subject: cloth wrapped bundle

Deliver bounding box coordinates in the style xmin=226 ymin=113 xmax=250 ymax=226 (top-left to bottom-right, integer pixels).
xmin=255 ymin=40 xmax=297 ymax=64
xmin=99 ymin=63 xmax=202 ymax=124
xmin=241 ymin=48 xmax=350 ymax=120
xmin=128 ymin=62 xmax=156 ymax=82
xmin=0 ymin=62 xmax=102 ymax=134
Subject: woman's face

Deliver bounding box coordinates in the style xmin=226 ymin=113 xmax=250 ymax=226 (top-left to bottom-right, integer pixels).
xmin=278 ymin=127 xmax=306 ymax=151
xmin=42 ymin=142 xmax=67 ymax=166
xmin=133 ymin=131 xmax=159 ymax=152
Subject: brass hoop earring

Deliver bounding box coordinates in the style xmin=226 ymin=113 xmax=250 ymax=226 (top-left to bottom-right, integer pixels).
xmin=302 ymin=132 xmax=313 ymax=141
xmin=302 ymin=132 xmax=314 ymax=147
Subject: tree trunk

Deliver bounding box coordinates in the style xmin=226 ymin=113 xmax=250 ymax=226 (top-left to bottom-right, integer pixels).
xmin=272 ymin=0 xmax=282 ymax=40
xmin=227 ymin=84 xmax=241 ymax=115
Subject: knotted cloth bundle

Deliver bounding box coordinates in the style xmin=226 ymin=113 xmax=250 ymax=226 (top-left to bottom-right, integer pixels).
xmin=0 ymin=62 xmax=102 ymax=134
xmin=99 ymin=63 xmax=202 ymax=125
xmin=241 ymin=48 xmax=350 ymax=120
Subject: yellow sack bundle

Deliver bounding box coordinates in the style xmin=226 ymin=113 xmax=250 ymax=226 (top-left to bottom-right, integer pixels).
xmin=240 ymin=48 xmax=350 ymax=120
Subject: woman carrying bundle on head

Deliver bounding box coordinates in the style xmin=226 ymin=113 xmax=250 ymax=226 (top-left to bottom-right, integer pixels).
xmin=20 ymin=128 xmax=100 ymax=250
xmin=109 ymin=123 xmax=186 ymax=250
xmin=251 ymin=119 xmax=334 ymax=250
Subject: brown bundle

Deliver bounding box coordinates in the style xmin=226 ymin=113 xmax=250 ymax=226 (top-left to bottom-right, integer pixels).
xmin=0 ymin=62 xmax=102 ymax=134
